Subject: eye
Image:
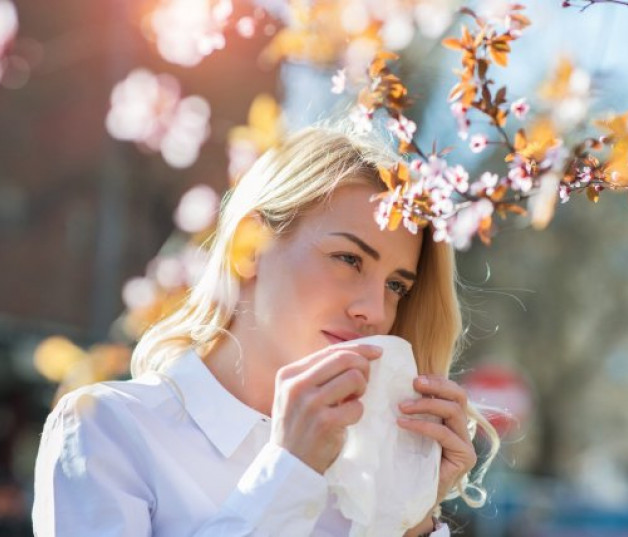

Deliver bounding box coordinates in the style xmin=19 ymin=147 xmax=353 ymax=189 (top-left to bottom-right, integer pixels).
xmin=334 ymin=253 xmax=362 ymax=271
xmin=387 ymin=280 xmax=410 ymax=298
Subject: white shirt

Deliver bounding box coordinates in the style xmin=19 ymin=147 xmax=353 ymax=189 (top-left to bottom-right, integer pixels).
xmin=33 ymin=350 xmax=450 ymax=537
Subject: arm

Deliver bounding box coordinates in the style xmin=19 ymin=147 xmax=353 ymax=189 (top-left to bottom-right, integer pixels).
xmin=32 ymin=390 xmax=153 ymax=537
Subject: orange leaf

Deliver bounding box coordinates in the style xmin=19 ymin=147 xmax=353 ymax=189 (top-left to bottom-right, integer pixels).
xmin=586 ymin=186 xmax=600 ymax=203
xmin=442 ymin=37 xmax=464 ymax=51
xmin=378 ymin=165 xmax=394 ymax=191
xmin=388 ymin=209 xmax=402 ymax=231
xmin=489 ymin=47 xmax=509 ymax=67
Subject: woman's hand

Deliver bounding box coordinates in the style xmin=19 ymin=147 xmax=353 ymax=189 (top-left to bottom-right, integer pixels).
xmin=270 ymin=343 xmax=382 ymax=474
xmin=398 ymin=375 xmax=477 ymax=533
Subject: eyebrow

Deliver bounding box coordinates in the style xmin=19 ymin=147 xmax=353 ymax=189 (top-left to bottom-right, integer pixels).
xmin=328 ymin=232 xmax=418 ymax=282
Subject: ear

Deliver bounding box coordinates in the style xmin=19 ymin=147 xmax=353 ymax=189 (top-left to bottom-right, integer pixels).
xmin=230 ymin=212 xmax=272 ymax=280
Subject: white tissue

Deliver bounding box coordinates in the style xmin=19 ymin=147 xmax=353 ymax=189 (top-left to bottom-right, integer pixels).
xmin=324 ymin=335 xmax=441 ymax=537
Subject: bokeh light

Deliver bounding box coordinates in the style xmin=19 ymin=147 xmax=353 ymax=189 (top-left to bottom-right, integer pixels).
xmin=105 ymin=68 xmax=210 ymax=168
xmin=173 ymin=184 xmax=219 ymax=233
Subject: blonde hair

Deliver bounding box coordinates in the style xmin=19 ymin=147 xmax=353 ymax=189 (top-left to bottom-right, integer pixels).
xmin=131 ymin=122 xmax=499 ymax=508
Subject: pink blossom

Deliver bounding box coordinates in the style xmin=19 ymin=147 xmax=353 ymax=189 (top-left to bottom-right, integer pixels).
xmin=374 ymin=187 xmax=400 ymax=230
xmin=445 ymin=165 xmax=470 ymax=193
xmin=409 ymin=159 xmax=422 ymax=174
xmin=331 ymin=68 xmax=346 ymax=94
xmin=450 ymin=199 xmax=493 ymax=250
xmin=510 ymin=97 xmax=530 ymax=120
xmin=450 ymin=102 xmax=470 ymax=140
xmin=507 ymin=165 xmax=533 ymax=193
xmin=387 ymin=114 xmax=417 ymax=143
xmin=469 ymin=133 xmax=488 ymax=153
xmin=470 ymin=171 xmax=499 ymax=196
xmin=559 ymin=184 xmax=571 ymax=203
xmin=350 ymin=104 xmax=374 ymax=134
xmin=574 ymin=166 xmax=591 ymax=187
xmin=432 ymin=218 xmax=451 ymax=243
xmin=421 ymin=155 xmax=447 ymax=182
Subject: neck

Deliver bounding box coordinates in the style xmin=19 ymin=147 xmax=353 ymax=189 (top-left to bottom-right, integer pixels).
xmin=201 ymin=321 xmax=277 ymax=417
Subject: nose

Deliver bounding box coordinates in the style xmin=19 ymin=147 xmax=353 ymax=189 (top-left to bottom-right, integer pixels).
xmin=346 ymin=279 xmax=389 ymax=333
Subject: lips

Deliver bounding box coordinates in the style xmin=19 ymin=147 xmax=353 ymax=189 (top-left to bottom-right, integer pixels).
xmin=322 ymin=329 xmax=363 ymax=345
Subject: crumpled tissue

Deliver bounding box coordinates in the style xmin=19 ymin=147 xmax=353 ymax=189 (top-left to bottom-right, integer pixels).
xmin=324 ymin=334 xmax=441 ymax=537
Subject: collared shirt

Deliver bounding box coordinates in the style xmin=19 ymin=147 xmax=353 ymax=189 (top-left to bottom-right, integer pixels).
xmin=33 ymin=350 xmax=450 ymax=537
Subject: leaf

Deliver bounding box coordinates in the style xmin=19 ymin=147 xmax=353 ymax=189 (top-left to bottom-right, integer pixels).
xmin=388 ymin=209 xmax=402 ymax=231
xmin=398 ymin=140 xmax=417 ymax=155
xmin=495 ymin=86 xmax=507 ymax=106
xmin=489 ymin=47 xmax=509 ymax=67
xmin=586 ymin=186 xmax=600 ymax=203
xmin=477 ymin=59 xmax=489 ymax=80
xmin=378 ymin=165 xmax=395 ymax=190
xmin=369 ymin=50 xmax=398 ymax=78
xmin=478 ymin=216 xmax=493 ymax=245
xmin=442 ymin=37 xmax=464 ymax=51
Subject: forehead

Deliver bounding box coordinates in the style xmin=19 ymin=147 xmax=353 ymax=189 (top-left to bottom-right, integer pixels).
xmin=294 ymin=183 xmax=423 ymax=265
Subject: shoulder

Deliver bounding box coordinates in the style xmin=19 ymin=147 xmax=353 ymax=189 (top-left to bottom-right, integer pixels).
xmin=44 ymin=374 xmax=177 ymax=443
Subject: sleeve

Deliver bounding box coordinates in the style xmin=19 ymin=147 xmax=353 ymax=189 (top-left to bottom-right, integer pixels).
xmin=193 ymin=442 xmax=329 ymax=537
xmin=32 ymin=390 xmax=154 ymax=537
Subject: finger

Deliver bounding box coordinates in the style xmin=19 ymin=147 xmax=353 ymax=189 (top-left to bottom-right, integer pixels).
xmin=317 ymin=368 xmax=368 ymax=406
xmin=290 ymin=346 xmax=380 ymax=388
xmin=412 ymin=375 xmax=468 ymax=410
xmin=327 ymin=398 xmax=364 ymax=428
xmin=397 ymin=417 xmax=472 ymax=457
xmin=399 ymin=398 xmax=469 ymax=442
xmin=280 ymin=343 xmax=382 ymax=378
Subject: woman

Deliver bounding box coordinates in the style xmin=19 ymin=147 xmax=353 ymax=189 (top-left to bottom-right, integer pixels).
xmin=33 ymin=124 xmax=499 ymax=536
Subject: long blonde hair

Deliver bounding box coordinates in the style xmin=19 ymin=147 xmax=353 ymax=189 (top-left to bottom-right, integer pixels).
xmin=131 ymin=122 xmax=499 ymax=508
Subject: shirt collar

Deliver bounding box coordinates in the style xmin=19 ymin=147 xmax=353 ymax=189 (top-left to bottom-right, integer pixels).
xmin=163 ymin=349 xmax=269 ymax=458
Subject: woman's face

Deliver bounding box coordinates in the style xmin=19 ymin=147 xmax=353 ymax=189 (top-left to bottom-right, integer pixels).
xmin=239 ymin=181 xmax=423 ymax=370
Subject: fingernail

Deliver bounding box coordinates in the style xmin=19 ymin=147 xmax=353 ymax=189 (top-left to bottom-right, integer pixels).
xmin=361 ymin=344 xmax=383 ymax=357
xmin=399 ymin=400 xmax=414 ymax=409
xmin=417 ymin=375 xmax=429 ymax=385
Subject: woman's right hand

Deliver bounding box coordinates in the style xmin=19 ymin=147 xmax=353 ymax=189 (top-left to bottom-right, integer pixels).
xmin=270 ymin=343 xmax=382 ymax=474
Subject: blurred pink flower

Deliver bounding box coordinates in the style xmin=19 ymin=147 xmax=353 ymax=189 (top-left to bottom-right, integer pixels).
xmin=507 ymin=164 xmax=533 ymax=193
xmin=331 ymin=68 xmax=346 ymax=94
xmin=0 ymin=0 xmax=17 ymax=57
xmin=350 ymin=104 xmax=374 ymax=134
xmin=148 ymin=0 xmax=232 ymax=67
xmin=450 ymin=199 xmax=493 ymax=250
xmin=173 ymin=184 xmax=219 ymax=233
xmin=450 ymin=102 xmax=470 ymax=140
xmin=106 ymin=68 xmax=210 ymax=168
xmin=122 ymin=277 xmax=157 ymax=310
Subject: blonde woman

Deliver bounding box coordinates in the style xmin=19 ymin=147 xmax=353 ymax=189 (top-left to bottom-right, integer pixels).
xmin=33 ymin=124 xmax=499 ymax=536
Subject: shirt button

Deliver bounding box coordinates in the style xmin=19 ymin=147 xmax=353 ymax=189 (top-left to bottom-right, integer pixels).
xmin=303 ymin=503 xmax=319 ymax=519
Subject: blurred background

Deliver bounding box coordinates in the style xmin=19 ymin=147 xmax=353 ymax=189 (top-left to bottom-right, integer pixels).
xmin=1 ymin=0 xmax=628 ymax=535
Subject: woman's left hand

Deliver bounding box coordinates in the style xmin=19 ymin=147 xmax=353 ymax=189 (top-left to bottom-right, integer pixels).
xmin=397 ymin=375 xmax=477 ymax=522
